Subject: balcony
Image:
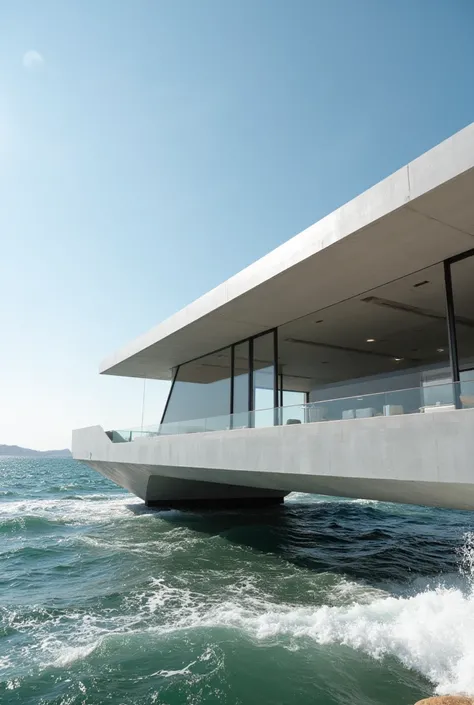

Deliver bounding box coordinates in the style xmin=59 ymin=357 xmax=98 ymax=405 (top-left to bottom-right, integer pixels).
xmin=107 ymin=378 xmax=474 ymax=443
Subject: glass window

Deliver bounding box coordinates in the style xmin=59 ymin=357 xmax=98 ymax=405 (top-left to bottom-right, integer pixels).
xmin=253 ymin=332 xmax=276 ymax=427
xmin=281 ymin=389 xmax=307 ymax=425
xmin=161 ymin=347 xmax=232 ymax=432
xmin=451 ymin=253 xmax=474 ymax=406
xmin=232 ymin=341 xmax=250 ymax=427
xmin=278 ymin=263 xmax=451 ymax=417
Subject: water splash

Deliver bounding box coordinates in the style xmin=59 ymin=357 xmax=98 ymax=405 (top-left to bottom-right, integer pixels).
xmin=458 ymin=531 xmax=474 ymax=582
xmin=2 ymin=459 xmax=474 ymax=703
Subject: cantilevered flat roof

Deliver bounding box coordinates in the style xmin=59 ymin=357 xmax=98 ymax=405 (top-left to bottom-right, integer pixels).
xmin=101 ymin=123 xmax=474 ymax=380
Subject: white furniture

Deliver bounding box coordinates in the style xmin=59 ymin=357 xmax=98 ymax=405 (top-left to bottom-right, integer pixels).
xmin=342 ymin=409 xmax=355 ymax=420
xmin=356 ymin=408 xmax=377 ymax=418
xmin=421 ymin=403 xmax=456 ymax=413
xmin=383 ymin=405 xmax=404 ymax=416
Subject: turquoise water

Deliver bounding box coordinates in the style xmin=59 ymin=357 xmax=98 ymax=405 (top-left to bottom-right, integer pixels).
xmin=1 ymin=458 xmax=474 ymax=704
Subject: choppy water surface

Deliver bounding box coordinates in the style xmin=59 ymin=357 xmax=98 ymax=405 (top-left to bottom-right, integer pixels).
xmin=1 ymin=458 xmax=474 ymax=705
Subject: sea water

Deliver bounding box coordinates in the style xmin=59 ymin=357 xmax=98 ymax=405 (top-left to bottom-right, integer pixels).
xmin=1 ymin=457 xmax=474 ymax=704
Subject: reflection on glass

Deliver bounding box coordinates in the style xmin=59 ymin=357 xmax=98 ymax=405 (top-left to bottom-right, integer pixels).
xmin=253 ymin=332 xmax=276 ymax=427
xmin=281 ymin=390 xmax=306 ymax=424
xmin=233 ymin=341 xmax=250 ymax=428
xmin=278 ymin=263 xmax=451 ymax=409
xmin=451 ymin=253 xmax=474 ymax=404
xmin=111 ymin=379 xmax=469 ymax=441
xmin=161 ymin=347 xmax=232 ymax=429
xmin=460 ymin=374 xmax=474 ymax=409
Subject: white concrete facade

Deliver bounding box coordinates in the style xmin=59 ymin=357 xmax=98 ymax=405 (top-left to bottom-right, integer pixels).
xmin=73 ymin=123 xmax=474 ymax=510
xmin=74 ymin=408 xmax=474 ymax=509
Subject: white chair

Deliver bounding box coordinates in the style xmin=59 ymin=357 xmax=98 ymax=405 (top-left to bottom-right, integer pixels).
xmin=355 ymin=407 xmax=377 ymax=418
xmin=342 ymin=409 xmax=356 ymax=420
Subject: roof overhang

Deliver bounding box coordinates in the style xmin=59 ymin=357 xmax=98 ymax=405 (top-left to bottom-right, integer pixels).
xmin=101 ymin=123 xmax=474 ymax=380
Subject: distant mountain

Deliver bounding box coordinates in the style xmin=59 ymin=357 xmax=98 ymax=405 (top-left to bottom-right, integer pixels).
xmin=0 ymin=445 xmax=72 ymax=458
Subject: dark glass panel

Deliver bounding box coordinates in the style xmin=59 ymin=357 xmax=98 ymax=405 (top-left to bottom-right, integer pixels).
xmin=253 ymin=332 xmax=276 ymax=427
xmin=278 ymin=263 xmax=451 ymax=418
xmin=451 ymin=253 xmax=474 ymax=405
xmin=232 ymin=341 xmax=250 ymax=427
xmin=161 ymin=347 xmax=232 ymax=431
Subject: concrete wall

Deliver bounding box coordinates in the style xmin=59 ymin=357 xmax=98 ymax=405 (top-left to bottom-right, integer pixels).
xmin=73 ymin=408 xmax=474 ymax=510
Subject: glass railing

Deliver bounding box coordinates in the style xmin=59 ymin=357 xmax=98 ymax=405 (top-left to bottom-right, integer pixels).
xmin=107 ymin=429 xmax=159 ymax=443
xmin=108 ymin=378 xmax=474 ymax=442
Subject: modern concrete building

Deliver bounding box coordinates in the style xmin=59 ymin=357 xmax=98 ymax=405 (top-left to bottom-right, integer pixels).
xmin=73 ymin=123 xmax=474 ymax=510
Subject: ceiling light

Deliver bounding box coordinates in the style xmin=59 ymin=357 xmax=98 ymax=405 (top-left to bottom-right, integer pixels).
xmin=437 ymin=347 xmax=445 ymax=353
xmin=285 ymin=337 xmax=412 ymax=361
xmin=393 ymin=357 xmax=403 ymax=362
xmin=413 ymin=280 xmax=430 ymax=288
xmin=366 ymin=338 xmax=376 ymax=343
xmin=315 ymin=319 xmax=324 ymax=324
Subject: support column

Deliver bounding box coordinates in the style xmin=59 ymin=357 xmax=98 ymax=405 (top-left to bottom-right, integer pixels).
xmin=230 ymin=344 xmax=235 ymax=428
xmin=444 ymin=260 xmax=460 ymax=408
xmin=159 ymin=366 xmax=179 ymax=425
xmin=248 ymin=336 xmax=254 ymax=426
xmin=273 ymin=329 xmax=280 ymax=426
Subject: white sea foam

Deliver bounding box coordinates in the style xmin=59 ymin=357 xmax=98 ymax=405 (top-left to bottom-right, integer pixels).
xmin=9 ymin=569 xmax=474 ymax=695
xmin=205 ymin=533 xmax=474 ymax=695
xmin=459 ymin=531 xmax=474 ymax=578
xmin=221 ymin=585 xmax=474 ymax=695
xmin=50 ymin=641 xmax=101 ymax=667
xmin=136 ymin=537 xmax=474 ymax=695
xmin=286 ymin=493 xmax=380 ymax=506
xmin=0 ymin=655 xmax=12 ymax=672
xmin=348 ymin=498 xmax=381 ymax=505
xmin=3 ymin=492 xmax=474 ymax=696
xmin=0 ymin=495 xmax=144 ymax=525
xmin=144 ymin=538 xmax=474 ymax=693
xmin=158 ymin=661 xmax=196 ymax=678
xmin=285 ymin=492 xmax=328 ymax=503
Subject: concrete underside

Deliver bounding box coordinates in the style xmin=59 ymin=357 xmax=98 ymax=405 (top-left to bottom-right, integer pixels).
xmin=85 ymin=461 xmax=286 ymax=508
xmin=73 ymin=408 xmax=474 ymax=511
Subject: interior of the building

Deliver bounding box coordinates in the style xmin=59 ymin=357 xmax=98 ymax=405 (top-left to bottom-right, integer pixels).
xmin=159 ymin=251 xmax=474 ymax=432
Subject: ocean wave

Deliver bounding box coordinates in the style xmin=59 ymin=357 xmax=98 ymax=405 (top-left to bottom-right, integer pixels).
xmin=70 ymin=536 xmax=469 ymax=696
xmin=285 ymin=492 xmax=328 ymax=503
xmin=2 ymin=469 xmax=474 ymax=700
xmin=140 ymin=582 xmax=474 ymax=695
xmin=78 ymin=529 xmax=202 ymax=558
xmin=4 ymin=566 xmax=474 ymax=695
xmin=49 ymin=640 xmax=102 ymax=667
xmin=0 ymin=515 xmax=60 ymax=535
xmin=139 ymin=535 xmax=474 ymax=695
xmin=287 ymin=493 xmax=383 ymax=507
xmin=0 ymin=495 xmax=144 ymax=527
xmin=210 ymin=582 xmax=474 ymax=695
xmin=52 ymin=577 xmax=474 ymax=694
xmin=200 ymin=534 xmax=474 ymax=695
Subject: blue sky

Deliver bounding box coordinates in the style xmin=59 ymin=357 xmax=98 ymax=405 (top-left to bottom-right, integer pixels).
xmin=1 ymin=0 xmax=474 ymax=449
